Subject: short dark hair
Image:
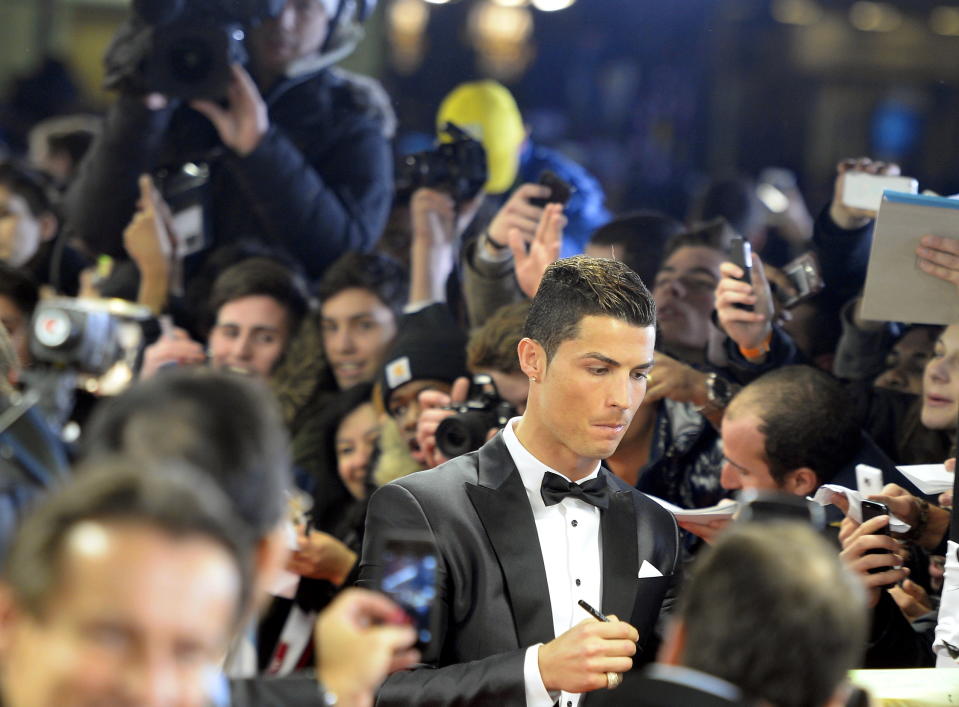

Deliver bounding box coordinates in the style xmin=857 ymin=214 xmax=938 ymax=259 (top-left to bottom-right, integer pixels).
xmin=467 ymin=300 xmax=530 ymax=375
xmin=678 ymin=522 xmax=867 ymax=707
xmin=4 ymin=461 xmax=251 ymax=622
xmin=588 ymin=211 xmax=684 ymax=285
xmin=208 ymin=257 xmax=311 ymax=334
xmin=82 ymin=370 xmax=291 ymax=539
xmin=662 ymin=217 xmax=735 ymax=260
xmin=523 ymin=256 xmax=655 ymax=361
xmin=318 ymin=252 xmax=408 ymax=320
xmin=729 ymin=365 xmax=859 ymax=486
xmin=0 ymin=264 xmax=40 ymax=316
xmin=0 ymin=161 xmax=56 ymax=218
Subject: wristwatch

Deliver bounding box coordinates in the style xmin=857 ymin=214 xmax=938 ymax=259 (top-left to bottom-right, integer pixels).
xmin=704 ymin=372 xmax=736 ymax=411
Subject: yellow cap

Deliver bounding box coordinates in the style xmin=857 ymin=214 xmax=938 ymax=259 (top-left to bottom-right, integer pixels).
xmin=436 ymin=80 xmax=525 ymax=195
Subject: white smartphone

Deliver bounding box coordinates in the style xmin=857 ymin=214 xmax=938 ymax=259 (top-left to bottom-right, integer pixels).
xmin=855 ymin=464 xmax=884 ymax=496
xmin=842 ymin=172 xmax=918 ymax=213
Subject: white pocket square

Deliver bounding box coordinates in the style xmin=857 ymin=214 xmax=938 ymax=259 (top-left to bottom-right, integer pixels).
xmin=638 ymin=560 xmax=663 ymax=578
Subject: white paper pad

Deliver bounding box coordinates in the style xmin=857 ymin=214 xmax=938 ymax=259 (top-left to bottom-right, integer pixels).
xmin=648 ymin=496 xmax=739 ymax=522
xmin=861 ymin=191 xmax=959 ymax=325
xmin=897 ymin=464 xmax=954 ymax=495
xmin=811 ymin=484 xmax=911 ymax=533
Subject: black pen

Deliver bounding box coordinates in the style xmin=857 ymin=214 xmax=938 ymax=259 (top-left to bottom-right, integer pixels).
xmin=578 ymin=599 xmax=608 ymax=622
xmin=578 ymin=599 xmax=642 ymax=652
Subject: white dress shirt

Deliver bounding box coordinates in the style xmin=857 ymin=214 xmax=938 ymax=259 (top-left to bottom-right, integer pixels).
xmin=502 ymin=418 xmax=604 ymax=707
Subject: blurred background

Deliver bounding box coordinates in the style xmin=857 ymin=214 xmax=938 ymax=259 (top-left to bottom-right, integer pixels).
xmin=3 ymin=0 xmax=959 ymax=218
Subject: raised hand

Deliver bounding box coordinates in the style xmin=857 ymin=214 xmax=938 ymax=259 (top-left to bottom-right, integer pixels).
xmin=415 ymin=376 xmax=471 ymax=468
xmin=917 ymin=234 xmax=959 ymax=296
xmin=486 ymin=183 xmax=551 ymax=251
xmin=838 ymin=513 xmax=909 ymax=608
xmin=191 ymin=64 xmax=269 ymax=157
xmin=512 ymin=203 xmax=566 ymax=298
xmin=716 ymin=253 xmax=774 ymax=356
xmin=828 ymin=157 xmax=901 ymax=230
xmin=287 ymin=528 xmax=358 ymax=586
xmin=316 ymin=589 xmax=420 ymax=707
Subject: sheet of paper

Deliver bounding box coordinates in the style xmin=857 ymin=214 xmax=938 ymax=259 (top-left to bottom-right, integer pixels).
xmin=810 ymin=484 xmax=911 ymax=532
xmin=849 ymin=668 xmax=959 ymax=705
xmin=897 ymin=464 xmax=953 ymax=495
xmin=647 ymin=496 xmax=739 ymax=522
xmin=860 ymin=191 xmax=959 ymax=325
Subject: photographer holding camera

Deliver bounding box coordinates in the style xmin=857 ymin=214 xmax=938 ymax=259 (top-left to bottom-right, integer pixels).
xmin=66 ymin=0 xmax=393 ymax=288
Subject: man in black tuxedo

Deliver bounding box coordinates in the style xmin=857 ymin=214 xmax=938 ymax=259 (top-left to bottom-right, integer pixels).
xmin=617 ymin=522 xmax=868 ymax=707
xmin=359 ymin=255 xmax=681 ymax=706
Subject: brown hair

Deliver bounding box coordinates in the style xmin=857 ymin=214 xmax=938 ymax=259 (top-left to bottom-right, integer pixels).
xmin=467 ymin=301 xmax=531 ymax=375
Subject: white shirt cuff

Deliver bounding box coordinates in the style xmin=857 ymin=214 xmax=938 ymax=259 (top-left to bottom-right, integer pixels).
xmin=524 ymin=644 xmax=558 ymax=707
xmin=403 ymin=300 xmax=439 ymax=315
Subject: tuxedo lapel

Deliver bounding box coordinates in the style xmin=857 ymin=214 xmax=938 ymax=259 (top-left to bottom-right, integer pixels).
xmin=600 ymin=474 xmax=640 ymax=622
xmin=465 ymin=437 xmax=555 ymax=648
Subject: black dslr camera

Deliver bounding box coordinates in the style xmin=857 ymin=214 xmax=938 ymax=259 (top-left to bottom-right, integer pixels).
xmin=103 ymin=0 xmax=285 ymax=100
xmin=435 ymin=374 xmax=516 ymax=459
xmin=395 ymin=123 xmax=488 ymax=207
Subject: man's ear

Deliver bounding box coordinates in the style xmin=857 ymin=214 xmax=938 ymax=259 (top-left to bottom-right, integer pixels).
xmin=783 ymin=467 xmax=819 ymax=497
xmin=656 ymin=619 xmax=686 ymax=666
xmin=517 ymin=337 xmax=545 ymax=381
xmin=38 ymin=213 xmax=58 ymax=243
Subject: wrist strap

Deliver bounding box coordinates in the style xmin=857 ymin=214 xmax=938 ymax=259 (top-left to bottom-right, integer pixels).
xmin=485 ymin=230 xmax=508 ymax=251
xmin=739 ymin=331 xmax=772 ymax=360
xmin=903 ymin=497 xmax=930 ymax=543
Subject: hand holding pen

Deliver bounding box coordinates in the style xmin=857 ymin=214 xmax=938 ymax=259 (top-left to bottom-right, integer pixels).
xmin=534 ymin=599 xmax=639 ymax=694
xmin=577 ymin=600 xmax=639 ymax=690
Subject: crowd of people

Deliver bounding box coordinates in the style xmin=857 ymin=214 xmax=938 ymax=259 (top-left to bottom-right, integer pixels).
xmin=1 ymin=0 xmax=958 ymax=705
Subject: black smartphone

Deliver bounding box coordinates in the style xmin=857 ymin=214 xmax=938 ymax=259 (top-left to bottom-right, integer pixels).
xmin=728 ymin=236 xmax=753 ymax=311
xmin=529 ymin=169 xmax=573 ymax=208
xmin=861 ymin=500 xmax=895 ymax=586
xmin=375 ymin=532 xmax=439 ymax=651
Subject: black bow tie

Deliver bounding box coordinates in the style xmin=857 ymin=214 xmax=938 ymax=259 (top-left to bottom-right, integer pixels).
xmin=540 ymin=472 xmax=610 ymax=510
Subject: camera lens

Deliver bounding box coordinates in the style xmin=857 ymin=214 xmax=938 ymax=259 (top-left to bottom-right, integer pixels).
xmin=436 ymin=411 xmax=494 ymax=459
xmin=168 ymin=37 xmax=214 ymax=84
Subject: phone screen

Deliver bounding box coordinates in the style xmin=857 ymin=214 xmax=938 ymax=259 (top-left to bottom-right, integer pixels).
xmin=728 ymin=237 xmax=753 ymax=311
xmin=380 ymin=539 xmax=438 ymax=649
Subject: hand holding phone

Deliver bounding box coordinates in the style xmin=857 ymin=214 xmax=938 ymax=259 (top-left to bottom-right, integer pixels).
xmin=861 ymin=500 xmax=896 ymax=588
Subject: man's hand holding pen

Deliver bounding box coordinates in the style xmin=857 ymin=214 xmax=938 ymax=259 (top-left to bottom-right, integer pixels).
xmin=536 ymin=600 xmax=638 ymax=693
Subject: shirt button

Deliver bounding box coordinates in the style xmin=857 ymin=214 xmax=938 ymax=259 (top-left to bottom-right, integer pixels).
xmin=567 ymin=702 xmax=573 ymax=707
xmin=571 ymin=519 xmax=578 ymax=527
xmin=575 ymin=578 xmax=581 ymax=586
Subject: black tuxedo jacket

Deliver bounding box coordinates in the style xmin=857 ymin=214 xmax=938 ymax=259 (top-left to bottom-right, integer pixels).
xmin=358 ymin=433 xmax=681 ymax=706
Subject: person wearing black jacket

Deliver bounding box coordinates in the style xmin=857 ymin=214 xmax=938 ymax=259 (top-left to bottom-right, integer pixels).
xmin=65 ymin=0 xmax=393 ymax=286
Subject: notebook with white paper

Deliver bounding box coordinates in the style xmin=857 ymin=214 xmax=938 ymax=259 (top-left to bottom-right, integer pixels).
xmin=860 ymin=191 xmax=959 ymax=325
xmin=897 ymin=464 xmax=954 ymax=495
